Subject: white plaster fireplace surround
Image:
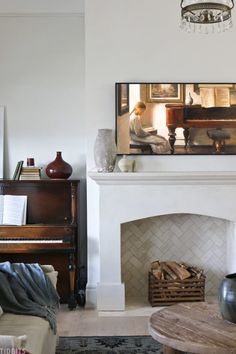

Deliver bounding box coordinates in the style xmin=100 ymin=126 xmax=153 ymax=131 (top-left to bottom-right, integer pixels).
xmin=88 ymin=171 xmax=236 ymax=311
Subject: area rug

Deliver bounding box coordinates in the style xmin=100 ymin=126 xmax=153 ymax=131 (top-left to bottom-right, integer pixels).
xmin=56 ymin=335 xmax=163 ymax=353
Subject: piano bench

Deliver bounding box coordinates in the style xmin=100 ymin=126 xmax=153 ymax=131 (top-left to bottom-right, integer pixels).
xmin=130 ymin=143 xmax=153 ymax=154
xmin=207 ymin=129 xmax=231 ymax=153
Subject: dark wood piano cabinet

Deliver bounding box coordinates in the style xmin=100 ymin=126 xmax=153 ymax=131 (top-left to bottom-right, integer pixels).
xmin=0 ymin=179 xmax=80 ymax=309
xmin=166 ymin=104 xmax=236 ymax=154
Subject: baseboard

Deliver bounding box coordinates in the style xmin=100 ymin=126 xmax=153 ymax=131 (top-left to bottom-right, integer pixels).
xmin=85 ymin=283 xmax=97 ymax=309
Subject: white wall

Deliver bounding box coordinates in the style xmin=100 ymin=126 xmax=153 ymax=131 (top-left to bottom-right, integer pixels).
xmin=0 ymin=14 xmax=85 ymax=179
xmin=85 ymin=0 xmax=236 ymax=172
xmin=0 ymin=2 xmax=87 ymax=288
xmin=85 ymin=0 xmax=236 ymax=306
xmin=0 ymin=0 xmax=84 ymax=14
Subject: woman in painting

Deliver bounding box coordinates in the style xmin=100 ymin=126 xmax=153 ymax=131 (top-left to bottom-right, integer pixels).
xmin=129 ymin=101 xmax=171 ymax=154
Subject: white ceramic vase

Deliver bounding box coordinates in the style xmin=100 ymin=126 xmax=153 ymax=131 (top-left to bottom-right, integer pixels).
xmin=94 ymin=129 xmax=117 ymax=172
xmin=186 ymin=92 xmax=194 ymax=105
xmin=118 ymin=155 xmax=134 ymax=172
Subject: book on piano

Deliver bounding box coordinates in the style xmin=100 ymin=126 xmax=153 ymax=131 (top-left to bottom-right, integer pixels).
xmin=12 ymin=160 xmax=24 ymax=180
xmin=0 ymin=195 xmax=27 ymax=226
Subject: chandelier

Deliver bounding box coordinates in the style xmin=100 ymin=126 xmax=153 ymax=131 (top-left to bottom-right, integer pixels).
xmin=180 ymin=0 xmax=234 ymax=33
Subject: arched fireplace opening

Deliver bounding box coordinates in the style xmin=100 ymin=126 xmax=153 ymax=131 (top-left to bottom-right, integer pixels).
xmin=121 ymin=213 xmax=231 ymax=307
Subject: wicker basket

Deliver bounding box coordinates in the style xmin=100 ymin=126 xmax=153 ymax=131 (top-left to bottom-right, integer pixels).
xmin=148 ymin=271 xmax=205 ymax=306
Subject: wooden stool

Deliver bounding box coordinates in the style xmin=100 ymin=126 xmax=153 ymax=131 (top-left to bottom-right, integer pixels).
xmin=149 ymin=302 xmax=236 ymax=354
xmin=207 ymin=129 xmax=231 ymax=153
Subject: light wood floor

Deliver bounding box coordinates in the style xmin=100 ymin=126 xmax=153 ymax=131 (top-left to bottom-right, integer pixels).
xmin=58 ymin=297 xmax=217 ymax=336
xmin=57 ymin=306 xmax=150 ymax=336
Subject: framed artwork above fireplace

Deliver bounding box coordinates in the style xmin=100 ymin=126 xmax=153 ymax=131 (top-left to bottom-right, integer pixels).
xmin=115 ymin=82 xmax=236 ymax=155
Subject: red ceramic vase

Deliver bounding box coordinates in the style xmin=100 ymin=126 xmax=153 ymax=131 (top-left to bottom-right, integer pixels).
xmin=46 ymin=151 xmax=72 ymax=179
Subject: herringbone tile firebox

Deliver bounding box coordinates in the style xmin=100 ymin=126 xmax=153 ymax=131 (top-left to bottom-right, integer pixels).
xmin=121 ymin=213 xmax=228 ymax=301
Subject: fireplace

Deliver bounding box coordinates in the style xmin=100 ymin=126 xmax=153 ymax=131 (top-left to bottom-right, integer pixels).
xmin=88 ymin=171 xmax=236 ymax=311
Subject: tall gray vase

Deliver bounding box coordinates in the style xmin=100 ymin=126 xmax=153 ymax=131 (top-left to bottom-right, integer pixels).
xmin=94 ymin=129 xmax=117 ymax=172
xmin=219 ymin=273 xmax=236 ymax=324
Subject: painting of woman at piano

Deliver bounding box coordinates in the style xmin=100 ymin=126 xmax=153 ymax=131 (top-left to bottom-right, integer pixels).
xmin=116 ymin=83 xmax=236 ymax=155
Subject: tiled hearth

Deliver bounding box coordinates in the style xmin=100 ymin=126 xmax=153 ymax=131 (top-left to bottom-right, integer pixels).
xmin=121 ymin=213 xmax=227 ymax=301
xmin=88 ymin=171 xmax=236 ymax=311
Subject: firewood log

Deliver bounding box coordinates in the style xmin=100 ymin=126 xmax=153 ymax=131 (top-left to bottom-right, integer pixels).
xmin=187 ymin=266 xmax=203 ymax=279
xmin=150 ymin=260 xmax=203 ymax=281
xmin=151 ymin=260 xmax=160 ymax=270
xmin=162 ymin=262 xmax=178 ymax=280
xmin=153 ymin=268 xmax=162 ymax=280
xmin=165 ymin=261 xmax=191 ymax=280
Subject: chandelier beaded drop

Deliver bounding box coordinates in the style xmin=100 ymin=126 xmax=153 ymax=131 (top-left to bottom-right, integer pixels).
xmin=180 ymin=0 xmax=234 ymax=33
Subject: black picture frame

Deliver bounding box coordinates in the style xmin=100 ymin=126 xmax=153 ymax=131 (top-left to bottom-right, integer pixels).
xmin=115 ymin=82 xmax=236 ymax=156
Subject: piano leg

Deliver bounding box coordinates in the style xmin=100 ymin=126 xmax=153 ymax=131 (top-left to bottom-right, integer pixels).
xmin=183 ymin=128 xmax=190 ymax=149
xmin=68 ymin=253 xmax=77 ymax=310
xmin=168 ymin=128 xmax=176 ymax=154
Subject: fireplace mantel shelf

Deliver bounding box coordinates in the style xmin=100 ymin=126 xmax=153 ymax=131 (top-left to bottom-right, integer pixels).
xmin=88 ymin=170 xmax=236 ymax=185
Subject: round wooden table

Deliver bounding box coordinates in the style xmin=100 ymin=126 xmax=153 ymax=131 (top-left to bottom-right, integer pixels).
xmin=149 ymin=302 xmax=236 ymax=354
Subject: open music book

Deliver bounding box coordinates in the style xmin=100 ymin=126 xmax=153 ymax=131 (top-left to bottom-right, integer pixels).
xmin=0 ymin=195 xmax=27 ymax=225
xmin=200 ymin=87 xmax=230 ymax=108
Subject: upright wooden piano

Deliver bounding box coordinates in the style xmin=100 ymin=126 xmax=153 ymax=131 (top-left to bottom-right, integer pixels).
xmin=0 ymin=179 xmax=80 ymax=309
xmin=166 ymin=104 xmax=236 ymax=154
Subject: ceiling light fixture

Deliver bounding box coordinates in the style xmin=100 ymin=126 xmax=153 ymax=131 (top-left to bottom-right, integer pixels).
xmin=180 ymin=0 xmax=234 ymax=33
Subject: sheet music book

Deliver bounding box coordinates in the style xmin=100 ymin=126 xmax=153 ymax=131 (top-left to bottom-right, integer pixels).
xmin=0 ymin=195 xmax=27 ymax=225
xmin=200 ymin=87 xmax=230 ymax=108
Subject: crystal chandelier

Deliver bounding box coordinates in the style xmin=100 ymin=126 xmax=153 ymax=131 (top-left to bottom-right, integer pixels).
xmin=180 ymin=0 xmax=234 ymax=33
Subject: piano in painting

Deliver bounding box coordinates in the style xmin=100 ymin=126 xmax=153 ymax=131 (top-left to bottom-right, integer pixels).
xmin=166 ymin=104 xmax=236 ymax=154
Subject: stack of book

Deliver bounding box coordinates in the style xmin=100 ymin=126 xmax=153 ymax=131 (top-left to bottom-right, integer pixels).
xmin=13 ymin=160 xmax=41 ymax=180
xmin=19 ymin=167 xmax=41 ymax=180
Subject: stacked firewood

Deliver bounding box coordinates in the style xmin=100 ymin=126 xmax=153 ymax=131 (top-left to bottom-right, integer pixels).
xmin=150 ymin=260 xmax=204 ymax=280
